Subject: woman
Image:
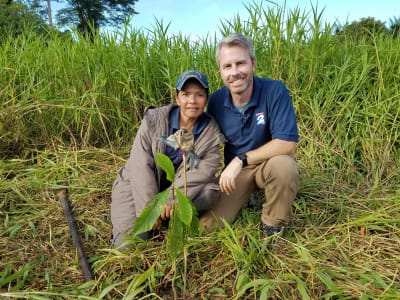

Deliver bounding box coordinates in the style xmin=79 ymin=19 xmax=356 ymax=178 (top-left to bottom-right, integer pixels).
xmin=111 ymin=70 xmax=225 ymax=248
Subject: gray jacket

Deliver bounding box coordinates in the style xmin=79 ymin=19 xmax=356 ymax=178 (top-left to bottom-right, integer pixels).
xmin=111 ymin=104 xmax=225 ymax=242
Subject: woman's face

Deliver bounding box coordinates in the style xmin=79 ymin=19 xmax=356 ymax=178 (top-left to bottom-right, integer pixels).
xmin=176 ymin=80 xmax=208 ymax=121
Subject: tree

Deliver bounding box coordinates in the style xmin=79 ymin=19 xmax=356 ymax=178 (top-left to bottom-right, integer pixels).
xmin=55 ymin=0 xmax=139 ymax=39
xmin=389 ymin=17 xmax=400 ymax=38
xmin=22 ymin=0 xmax=57 ymax=27
xmin=334 ymin=17 xmax=389 ymax=41
xmin=0 ymin=0 xmax=50 ymax=40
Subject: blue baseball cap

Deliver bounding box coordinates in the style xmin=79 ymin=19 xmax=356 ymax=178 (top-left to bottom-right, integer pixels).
xmin=176 ymin=70 xmax=208 ymax=91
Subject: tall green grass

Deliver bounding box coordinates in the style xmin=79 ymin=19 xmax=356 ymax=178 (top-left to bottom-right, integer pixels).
xmin=1 ymin=1 xmax=399 ymax=299
xmin=0 ymin=21 xmax=200 ymax=153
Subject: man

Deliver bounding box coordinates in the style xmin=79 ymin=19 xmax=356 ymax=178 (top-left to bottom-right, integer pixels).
xmin=199 ymin=33 xmax=300 ymax=238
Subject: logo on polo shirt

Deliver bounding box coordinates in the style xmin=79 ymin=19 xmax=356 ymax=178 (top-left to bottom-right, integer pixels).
xmin=255 ymin=112 xmax=265 ymax=125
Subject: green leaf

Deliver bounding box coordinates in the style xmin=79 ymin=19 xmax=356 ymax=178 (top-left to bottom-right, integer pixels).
xmin=28 ymin=221 xmax=36 ymax=237
xmin=8 ymin=224 xmax=23 ymax=239
xmin=235 ymin=270 xmax=249 ymax=291
xmin=0 ymin=263 xmax=32 ymax=287
xmin=124 ymin=266 xmax=155 ymax=300
xmin=282 ymin=274 xmax=310 ymax=300
xmin=166 ymin=217 xmax=184 ymax=258
xmin=133 ymin=189 xmax=169 ymax=236
xmin=316 ymin=271 xmax=342 ymax=294
xmin=294 ymin=245 xmax=312 ymax=264
xmin=97 ymin=281 xmax=127 ymax=299
xmin=155 ymin=153 xmax=175 ymax=183
xmin=259 ymin=282 xmax=275 ymax=300
xmin=233 ymin=278 xmax=275 ymax=300
xmin=176 ymin=188 xmax=193 ymax=226
xmin=189 ymin=210 xmax=199 ymax=237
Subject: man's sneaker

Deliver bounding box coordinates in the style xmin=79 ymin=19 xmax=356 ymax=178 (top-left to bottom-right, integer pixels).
xmin=262 ymin=224 xmax=285 ymax=250
xmin=262 ymin=225 xmax=282 ymax=237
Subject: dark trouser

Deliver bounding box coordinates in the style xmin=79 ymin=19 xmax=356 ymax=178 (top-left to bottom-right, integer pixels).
xmin=111 ymin=184 xmax=219 ymax=248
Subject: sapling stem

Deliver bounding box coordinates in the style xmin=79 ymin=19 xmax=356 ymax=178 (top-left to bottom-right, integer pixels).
xmin=183 ymin=150 xmax=187 ymax=195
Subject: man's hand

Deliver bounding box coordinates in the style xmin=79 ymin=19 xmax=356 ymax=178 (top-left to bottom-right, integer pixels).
xmin=219 ymin=156 xmax=243 ymax=195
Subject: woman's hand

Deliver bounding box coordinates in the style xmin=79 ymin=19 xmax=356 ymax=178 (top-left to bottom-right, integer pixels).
xmin=160 ymin=204 xmax=173 ymax=220
xmin=153 ymin=204 xmax=174 ymax=230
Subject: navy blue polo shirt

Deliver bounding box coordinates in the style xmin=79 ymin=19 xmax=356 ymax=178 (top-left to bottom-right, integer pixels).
xmin=207 ymin=77 xmax=298 ymax=165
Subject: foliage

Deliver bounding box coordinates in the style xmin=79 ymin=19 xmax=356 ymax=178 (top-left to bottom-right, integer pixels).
xmin=334 ymin=17 xmax=390 ymax=42
xmin=56 ymin=0 xmax=139 ymax=38
xmin=19 ymin=0 xmax=54 ymax=23
xmin=0 ymin=1 xmax=399 ymax=299
xmin=0 ymin=23 xmax=195 ymax=157
xmin=133 ymin=153 xmax=198 ymax=259
xmin=0 ymin=0 xmax=51 ymax=41
xmin=389 ymin=17 xmax=400 ymax=38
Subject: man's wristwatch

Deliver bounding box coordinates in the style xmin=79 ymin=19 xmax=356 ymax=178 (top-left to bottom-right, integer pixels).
xmin=238 ymin=153 xmax=248 ymax=168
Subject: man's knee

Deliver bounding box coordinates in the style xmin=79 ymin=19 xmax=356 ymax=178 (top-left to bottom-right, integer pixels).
xmin=264 ymin=155 xmax=299 ymax=182
xmin=255 ymin=155 xmax=300 ymax=190
xmin=198 ymin=211 xmax=224 ymax=231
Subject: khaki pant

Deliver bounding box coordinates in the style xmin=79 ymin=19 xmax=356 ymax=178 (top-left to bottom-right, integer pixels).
xmin=199 ymin=155 xmax=300 ymax=230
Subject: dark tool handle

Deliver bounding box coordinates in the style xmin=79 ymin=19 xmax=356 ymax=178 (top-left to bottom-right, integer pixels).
xmin=57 ymin=189 xmax=93 ymax=282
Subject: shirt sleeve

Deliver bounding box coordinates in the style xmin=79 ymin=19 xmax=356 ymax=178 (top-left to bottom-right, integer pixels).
xmin=268 ymin=81 xmax=299 ymax=142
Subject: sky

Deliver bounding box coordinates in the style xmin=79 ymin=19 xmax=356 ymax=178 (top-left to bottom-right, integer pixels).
xmin=128 ymin=0 xmax=398 ymax=39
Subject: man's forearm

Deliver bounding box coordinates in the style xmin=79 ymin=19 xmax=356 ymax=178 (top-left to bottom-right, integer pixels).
xmin=245 ymin=139 xmax=297 ymax=165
